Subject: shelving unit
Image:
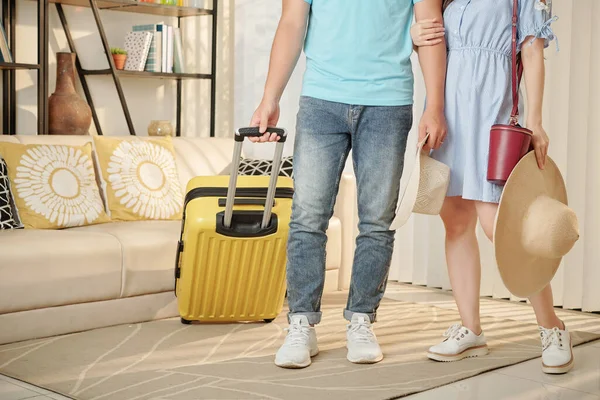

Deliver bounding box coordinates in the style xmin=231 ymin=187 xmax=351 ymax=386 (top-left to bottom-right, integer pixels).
xmin=1 ymin=0 xmax=48 ymax=135
xmin=49 ymin=0 xmax=212 ymax=17
xmin=54 ymin=0 xmax=217 ymax=137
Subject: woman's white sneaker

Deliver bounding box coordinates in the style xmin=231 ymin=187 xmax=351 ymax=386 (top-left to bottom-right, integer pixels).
xmin=346 ymin=313 xmax=383 ymax=364
xmin=274 ymin=315 xmax=319 ymax=369
xmin=540 ymin=323 xmax=573 ymax=374
xmin=427 ymin=324 xmax=489 ymax=362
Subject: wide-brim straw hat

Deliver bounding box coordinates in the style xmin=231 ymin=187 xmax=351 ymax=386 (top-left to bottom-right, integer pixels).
xmin=391 ymin=134 xmax=450 ymax=230
xmin=494 ymin=152 xmax=580 ymax=298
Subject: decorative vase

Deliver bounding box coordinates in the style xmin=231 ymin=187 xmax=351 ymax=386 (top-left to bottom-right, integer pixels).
xmin=112 ymin=54 xmax=126 ymax=70
xmin=148 ymin=120 xmax=174 ymax=137
xmin=48 ymin=52 xmax=92 ymax=135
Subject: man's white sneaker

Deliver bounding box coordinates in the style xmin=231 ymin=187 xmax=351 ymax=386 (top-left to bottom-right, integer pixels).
xmin=346 ymin=313 xmax=383 ymax=364
xmin=540 ymin=323 xmax=573 ymax=374
xmin=274 ymin=315 xmax=319 ymax=369
xmin=427 ymin=324 xmax=489 ymax=362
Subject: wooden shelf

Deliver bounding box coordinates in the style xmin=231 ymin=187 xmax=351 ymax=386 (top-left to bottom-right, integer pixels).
xmin=119 ymin=70 xmax=212 ymax=80
xmin=83 ymin=68 xmax=212 ymax=80
xmin=47 ymin=0 xmax=212 ymax=17
xmin=0 ymin=62 xmax=41 ymax=70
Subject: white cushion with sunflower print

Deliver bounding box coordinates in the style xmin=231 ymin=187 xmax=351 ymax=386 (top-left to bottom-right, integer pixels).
xmin=0 ymin=142 xmax=110 ymax=229
xmin=93 ymin=136 xmax=184 ymax=221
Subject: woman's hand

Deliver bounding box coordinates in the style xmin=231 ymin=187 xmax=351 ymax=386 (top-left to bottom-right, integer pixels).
xmin=411 ymin=18 xmax=445 ymax=47
xmin=530 ymin=124 xmax=550 ymax=169
xmin=419 ymin=108 xmax=447 ymax=151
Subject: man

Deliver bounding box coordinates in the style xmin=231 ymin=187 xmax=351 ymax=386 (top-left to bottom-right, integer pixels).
xmin=250 ymin=0 xmax=447 ymax=368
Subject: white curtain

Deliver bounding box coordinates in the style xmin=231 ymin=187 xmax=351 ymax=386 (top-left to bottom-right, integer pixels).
xmin=232 ymin=1 xmax=600 ymax=311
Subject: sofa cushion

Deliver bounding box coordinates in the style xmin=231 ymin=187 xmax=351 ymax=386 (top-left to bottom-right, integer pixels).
xmin=220 ymin=156 xmax=294 ymax=178
xmin=0 ymin=229 xmax=122 ymax=314
xmin=0 ymin=156 xmax=22 ymax=229
xmin=326 ymin=217 xmax=342 ymax=271
xmin=93 ymin=136 xmax=184 ymax=221
xmin=172 ymin=138 xmax=238 ymax=190
xmin=0 ymin=142 xmax=110 ymax=229
xmin=73 ymin=216 xmax=341 ymax=298
xmin=73 ymin=221 xmax=180 ymax=298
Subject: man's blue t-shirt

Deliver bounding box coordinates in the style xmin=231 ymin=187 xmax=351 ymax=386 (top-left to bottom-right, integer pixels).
xmin=302 ymin=0 xmax=422 ymax=106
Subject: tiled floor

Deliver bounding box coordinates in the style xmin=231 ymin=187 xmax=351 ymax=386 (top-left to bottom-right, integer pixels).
xmin=1 ymin=284 xmax=599 ymax=400
xmin=0 ymin=374 xmax=70 ymax=400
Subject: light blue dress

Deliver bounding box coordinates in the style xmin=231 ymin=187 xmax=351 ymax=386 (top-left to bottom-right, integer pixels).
xmin=432 ymin=0 xmax=557 ymax=203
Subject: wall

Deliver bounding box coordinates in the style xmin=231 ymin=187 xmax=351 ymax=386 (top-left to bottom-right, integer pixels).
xmin=233 ymin=0 xmax=305 ymax=159
xmin=11 ymin=0 xmax=233 ymax=137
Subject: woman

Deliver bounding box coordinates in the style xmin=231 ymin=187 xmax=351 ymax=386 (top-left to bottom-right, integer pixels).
xmin=411 ymin=0 xmax=572 ymax=374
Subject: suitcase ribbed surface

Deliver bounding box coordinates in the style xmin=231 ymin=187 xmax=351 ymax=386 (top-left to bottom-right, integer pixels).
xmin=181 ymin=233 xmax=287 ymax=321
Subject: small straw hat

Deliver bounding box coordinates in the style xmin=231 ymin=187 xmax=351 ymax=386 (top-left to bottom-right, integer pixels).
xmin=392 ymin=134 xmax=450 ymax=229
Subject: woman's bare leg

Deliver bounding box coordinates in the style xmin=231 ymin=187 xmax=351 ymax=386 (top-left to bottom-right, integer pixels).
xmin=440 ymin=197 xmax=482 ymax=334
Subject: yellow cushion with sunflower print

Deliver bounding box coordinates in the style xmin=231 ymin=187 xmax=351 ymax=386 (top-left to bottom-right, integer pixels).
xmin=93 ymin=136 xmax=183 ymax=221
xmin=0 ymin=142 xmax=110 ymax=229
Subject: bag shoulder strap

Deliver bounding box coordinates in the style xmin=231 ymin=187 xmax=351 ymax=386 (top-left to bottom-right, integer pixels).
xmin=510 ymin=0 xmax=524 ymax=125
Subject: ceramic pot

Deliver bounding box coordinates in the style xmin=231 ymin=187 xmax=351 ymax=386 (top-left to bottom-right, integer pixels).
xmin=48 ymin=52 xmax=92 ymax=135
xmin=148 ymin=120 xmax=174 ymax=137
xmin=112 ymin=54 xmax=126 ymax=70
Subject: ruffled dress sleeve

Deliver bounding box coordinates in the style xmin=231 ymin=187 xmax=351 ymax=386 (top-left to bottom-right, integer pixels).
xmin=517 ymin=0 xmax=558 ymax=51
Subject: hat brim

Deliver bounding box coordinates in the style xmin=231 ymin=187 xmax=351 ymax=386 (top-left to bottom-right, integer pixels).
xmin=494 ymin=152 xmax=568 ymax=298
xmin=391 ymin=136 xmax=424 ymax=230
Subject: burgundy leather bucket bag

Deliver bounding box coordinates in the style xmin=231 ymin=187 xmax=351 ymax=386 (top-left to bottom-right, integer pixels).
xmin=487 ymin=0 xmax=533 ymax=185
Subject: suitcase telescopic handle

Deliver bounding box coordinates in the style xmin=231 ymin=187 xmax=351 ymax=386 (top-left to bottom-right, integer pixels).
xmin=224 ymin=127 xmax=288 ymax=230
xmin=234 ymin=127 xmax=287 ymax=142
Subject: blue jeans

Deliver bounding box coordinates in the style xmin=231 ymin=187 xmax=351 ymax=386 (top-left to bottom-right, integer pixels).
xmin=287 ymin=96 xmax=412 ymax=325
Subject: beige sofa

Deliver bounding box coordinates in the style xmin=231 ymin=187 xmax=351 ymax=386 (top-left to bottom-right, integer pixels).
xmin=0 ymin=135 xmax=357 ymax=345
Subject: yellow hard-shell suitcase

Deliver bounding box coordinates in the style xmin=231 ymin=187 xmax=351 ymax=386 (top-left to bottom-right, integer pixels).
xmin=174 ymin=127 xmax=292 ymax=324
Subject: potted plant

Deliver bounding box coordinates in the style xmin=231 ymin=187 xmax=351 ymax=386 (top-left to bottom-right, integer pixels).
xmin=110 ymin=47 xmax=127 ymax=70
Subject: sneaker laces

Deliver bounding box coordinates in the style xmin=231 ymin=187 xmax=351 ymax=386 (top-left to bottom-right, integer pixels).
xmin=283 ymin=322 xmax=311 ymax=348
xmin=348 ymin=317 xmax=376 ymax=344
xmin=443 ymin=324 xmax=463 ymax=341
xmin=540 ymin=326 xmax=563 ymax=350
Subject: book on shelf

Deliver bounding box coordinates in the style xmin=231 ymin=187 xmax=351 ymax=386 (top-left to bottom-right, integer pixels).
xmin=123 ymin=31 xmax=153 ymax=72
xmin=130 ymin=23 xmax=184 ymax=74
xmin=166 ymin=25 xmax=174 ymax=73
xmin=161 ymin=24 xmax=168 ymax=72
xmin=173 ymin=27 xmax=185 ymax=74
xmin=132 ymin=24 xmax=163 ymax=73
xmin=0 ymin=21 xmax=13 ymax=63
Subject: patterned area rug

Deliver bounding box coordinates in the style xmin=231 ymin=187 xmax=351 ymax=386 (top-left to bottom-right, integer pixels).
xmin=0 ymin=292 xmax=598 ymax=400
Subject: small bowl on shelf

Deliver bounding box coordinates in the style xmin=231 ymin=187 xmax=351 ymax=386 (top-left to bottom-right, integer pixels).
xmin=148 ymin=120 xmax=174 ymax=137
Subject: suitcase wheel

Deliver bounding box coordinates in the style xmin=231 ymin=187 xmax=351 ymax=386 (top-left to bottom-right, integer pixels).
xmin=181 ymin=317 xmax=193 ymax=325
xmin=264 ymin=318 xmax=275 ymax=323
